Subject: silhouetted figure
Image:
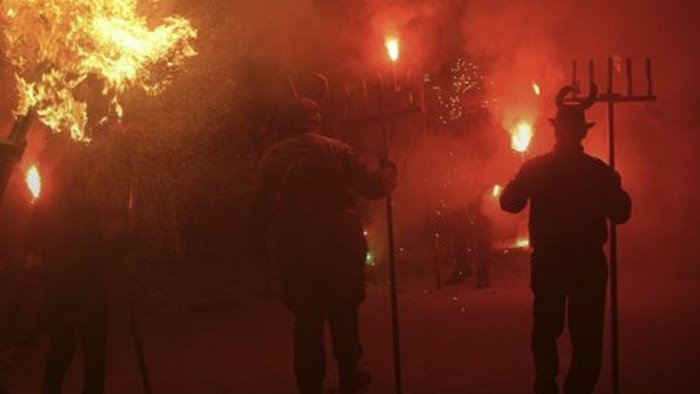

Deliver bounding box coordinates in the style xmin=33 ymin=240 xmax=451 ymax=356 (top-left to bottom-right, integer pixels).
xmin=500 ymin=84 xmax=631 ymax=394
xmin=25 ymin=149 xmax=107 ymax=394
xmin=443 ymin=198 xmax=493 ymax=288
xmin=250 ymin=74 xmax=397 ymax=394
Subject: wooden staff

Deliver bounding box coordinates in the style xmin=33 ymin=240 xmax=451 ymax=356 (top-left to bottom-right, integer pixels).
xmin=378 ymin=71 xmax=403 ymax=394
xmin=606 ymin=57 xmax=621 ymax=394
xmin=0 ymin=113 xmax=34 ymax=199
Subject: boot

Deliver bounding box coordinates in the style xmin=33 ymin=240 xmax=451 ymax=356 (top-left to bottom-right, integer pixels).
xmin=339 ymin=367 xmax=371 ymax=393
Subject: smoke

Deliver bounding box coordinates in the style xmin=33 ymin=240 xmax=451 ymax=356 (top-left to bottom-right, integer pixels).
xmin=1 ymin=0 xmax=697 ymax=277
xmin=459 ymin=0 xmax=700 ymax=276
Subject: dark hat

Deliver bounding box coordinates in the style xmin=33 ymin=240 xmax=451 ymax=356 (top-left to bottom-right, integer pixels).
xmin=549 ymin=84 xmax=598 ymax=139
xmin=285 ymin=73 xmax=328 ymax=132
xmin=288 ymin=96 xmax=322 ymax=130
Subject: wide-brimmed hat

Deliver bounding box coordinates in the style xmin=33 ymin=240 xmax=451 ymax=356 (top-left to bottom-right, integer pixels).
xmin=549 ymin=84 xmax=598 ymax=135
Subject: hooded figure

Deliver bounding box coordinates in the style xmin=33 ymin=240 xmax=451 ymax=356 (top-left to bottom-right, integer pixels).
xmin=500 ymin=84 xmax=631 ymax=394
xmin=250 ymin=73 xmax=397 ymax=394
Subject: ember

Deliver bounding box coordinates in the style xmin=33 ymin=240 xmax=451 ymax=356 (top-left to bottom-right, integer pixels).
xmin=532 ymin=82 xmax=541 ymax=96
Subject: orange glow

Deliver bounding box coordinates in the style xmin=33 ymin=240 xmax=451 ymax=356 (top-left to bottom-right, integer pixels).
xmin=532 ymin=82 xmax=541 ymax=96
xmin=385 ymin=36 xmax=400 ymax=63
xmin=1 ymin=0 xmax=198 ymax=141
xmin=25 ymin=165 xmax=41 ymax=202
xmin=514 ymin=238 xmax=530 ymax=249
xmin=511 ymin=121 xmax=534 ymax=153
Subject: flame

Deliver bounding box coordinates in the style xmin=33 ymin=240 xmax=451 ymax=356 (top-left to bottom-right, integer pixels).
xmin=25 ymin=165 xmax=42 ymax=202
xmin=514 ymin=238 xmax=530 ymax=249
xmin=492 ymin=184 xmax=502 ymax=199
xmin=511 ymin=121 xmax=534 ymax=153
xmin=532 ymin=82 xmax=541 ymax=96
xmin=1 ymin=0 xmax=198 ymax=142
xmin=384 ymin=36 xmax=400 ymax=63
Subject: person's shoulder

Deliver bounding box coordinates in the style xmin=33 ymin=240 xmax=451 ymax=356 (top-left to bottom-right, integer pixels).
xmin=583 ymin=153 xmax=615 ymax=174
xmin=308 ymin=133 xmax=354 ymax=155
xmin=521 ymin=152 xmax=555 ymax=172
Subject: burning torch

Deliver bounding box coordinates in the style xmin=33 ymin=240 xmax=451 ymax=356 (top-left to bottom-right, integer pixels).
xmin=385 ymin=36 xmax=401 ymax=92
xmin=381 ymin=34 xmax=403 ymax=394
xmin=1 ymin=2 xmax=197 ymax=393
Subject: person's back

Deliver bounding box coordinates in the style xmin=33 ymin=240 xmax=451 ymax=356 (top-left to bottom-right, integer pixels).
xmin=250 ymin=74 xmax=396 ymax=394
xmin=502 ymin=146 xmax=630 ymax=250
xmin=253 ymin=131 xmax=394 ymax=281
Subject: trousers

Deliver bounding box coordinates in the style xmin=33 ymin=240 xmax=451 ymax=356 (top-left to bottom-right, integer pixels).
xmin=42 ymin=288 xmax=107 ymax=394
xmin=531 ymin=247 xmax=607 ymax=394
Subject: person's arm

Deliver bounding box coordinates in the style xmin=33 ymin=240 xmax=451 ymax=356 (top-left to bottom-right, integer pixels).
xmin=341 ymin=147 xmax=397 ymax=200
xmin=607 ymin=171 xmax=632 ymax=224
xmin=500 ymin=164 xmax=532 ymax=214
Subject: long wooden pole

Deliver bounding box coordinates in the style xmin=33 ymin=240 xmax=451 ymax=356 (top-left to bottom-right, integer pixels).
xmin=607 ymin=57 xmax=620 ymax=394
xmin=378 ymin=72 xmax=403 ymax=394
xmin=0 ymin=114 xmax=34 ymax=199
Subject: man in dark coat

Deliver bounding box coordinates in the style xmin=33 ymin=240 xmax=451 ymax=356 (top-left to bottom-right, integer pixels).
xmin=25 ymin=147 xmax=108 ymax=394
xmin=500 ymin=84 xmax=631 ymax=394
xmin=251 ymin=75 xmax=397 ymax=394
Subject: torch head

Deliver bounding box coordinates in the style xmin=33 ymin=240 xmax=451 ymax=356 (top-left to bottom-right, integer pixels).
xmin=550 ymin=84 xmax=597 ymax=143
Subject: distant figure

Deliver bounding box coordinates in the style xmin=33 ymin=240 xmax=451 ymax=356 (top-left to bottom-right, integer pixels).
xmin=500 ymin=84 xmax=631 ymax=394
xmin=25 ymin=147 xmax=108 ymax=394
xmin=443 ymin=197 xmax=493 ymax=288
xmin=250 ymin=74 xmax=397 ymax=394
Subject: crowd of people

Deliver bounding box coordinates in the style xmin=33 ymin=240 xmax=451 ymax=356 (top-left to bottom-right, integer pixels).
xmin=0 ymin=76 xmax=630 ymax=394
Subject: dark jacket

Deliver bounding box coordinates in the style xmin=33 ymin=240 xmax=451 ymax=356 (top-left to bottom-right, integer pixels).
xmin=251 ymin=132 xmax=396 ymax=281
xmin=500 ymin=144 xmax=631 ymax=249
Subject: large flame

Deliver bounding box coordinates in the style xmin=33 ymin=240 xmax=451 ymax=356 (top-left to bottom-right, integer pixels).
xmin=1 ymin=0 xmax=197 ymax=141
xmin=511 ymin=121 xmax=534 ymax=153
xmin=25 ymin=165 xmax=41 ymax=202
xmin=384 ymin=36 xmax=400 ymax=63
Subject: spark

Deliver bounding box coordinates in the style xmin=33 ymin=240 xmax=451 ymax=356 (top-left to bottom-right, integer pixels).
xmin=532 ymin=82 xmax=541 ymax=96
xmin=436 ymin=58 xmax=484 ymax=124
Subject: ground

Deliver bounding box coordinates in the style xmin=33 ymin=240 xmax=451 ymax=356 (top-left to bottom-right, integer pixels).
xmin=1 ymin=252 xmax=699 ymax=394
